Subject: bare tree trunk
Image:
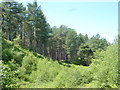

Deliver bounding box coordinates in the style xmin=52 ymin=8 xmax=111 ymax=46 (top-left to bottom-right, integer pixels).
xmin=62 ymin=48 xmax=65 ymax=60
xmin=34 ymin=27 xmax=36 ymax=52
xmin=7 ymin=30 xmax=11 ymax=41
xmin=37 ymin=40 xmax=42 ymax=54
xmin=43 ymin=43 xmax=47 ymax=56
xmin=20 ymin=31 xmax=22 ymax=39
xmin=55 ymin=52 xmax=56 ymax=60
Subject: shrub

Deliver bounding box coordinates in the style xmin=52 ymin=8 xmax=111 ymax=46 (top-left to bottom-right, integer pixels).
xmin=1 ymin=61 xmax=19 ymax=88
xmin=12 ymin=51 xmax=24 ymax=65
xmin=18 ymin=54 xmax=38 ymax=81
xmin=2 ymin=49 xmax=13 ymax=62
xmin=30 ymin=59 xmax=61 ymax=83
xmin=90 ymin=44 xmax=118 ymax=88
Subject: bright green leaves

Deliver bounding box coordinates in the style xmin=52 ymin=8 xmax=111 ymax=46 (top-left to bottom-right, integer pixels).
xmin=1 ymin=61 xmax=19 ymax=88
xmin=90 ymin=44 xmax=118 ymax=88
xmin=1 ymin=38 xmax=118 ymax=88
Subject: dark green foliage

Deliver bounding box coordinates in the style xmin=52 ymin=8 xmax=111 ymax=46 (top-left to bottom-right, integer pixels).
xmin=87 ymin=34 xmax=109 ymax=52
xmin=1 ymin=1 xmax=117 ymax=88
xmin=1 ymin=0 xmax=109 ymax=63
xmin=1 ymin=2 xmax=25 ymax=41
xmin=12 ymin=51 xmax=24 ymax=65
xmin=2 ymin=39 xmax=24 ymax=65
xmin=77 ymin=43 xmax=93 ymax=66
xmin=65 ymin=28 xmax=77 ymax=59
xmin=76 ymin=33 xmax=89 ymax=47
xmin=2 ymin=49 xmax=13 ymax=62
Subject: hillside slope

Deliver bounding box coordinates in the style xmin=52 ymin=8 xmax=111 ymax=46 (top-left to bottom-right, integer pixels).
xmin=1 ymin=39 xmax=118 ymax=88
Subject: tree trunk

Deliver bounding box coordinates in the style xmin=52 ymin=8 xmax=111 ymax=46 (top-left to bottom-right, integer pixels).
xmin=34 ymin=27 xmax=36 ymax=52
xmin=43 ymin=43 xmax=47 ymax=56
xmin=20 ymin=31 xmax=22 ymax=39
xmin=7 ymin=28 xmax=11 ymax=41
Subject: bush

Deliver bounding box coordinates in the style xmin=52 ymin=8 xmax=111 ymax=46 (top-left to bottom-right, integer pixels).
xmin=1 ymin=61 xmax=19 ymax=88
xmin=2 ymin=49 xmax=13 ymax=62
xmin=30 ymin=59 xmax=61 ymax=84
xmin=19 ymin=54 xmax=38 ymax=81
xmin=90 ymin=44 xmax=118 ymax=88
xmin=2 ymin=39 xmax=118 ymax=88
xmin=12 ymin=51 xmax=24 ymax=65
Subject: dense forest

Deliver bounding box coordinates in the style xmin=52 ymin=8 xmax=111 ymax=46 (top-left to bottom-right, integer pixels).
xmin=0 ymin=1 xmax=119 ymax=88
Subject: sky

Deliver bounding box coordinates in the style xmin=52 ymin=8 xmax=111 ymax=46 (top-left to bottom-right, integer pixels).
xmin=39 ymin=2 xmax=118 ymax=43
xmin=0 ymin=0 xmax=118 ymax=43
